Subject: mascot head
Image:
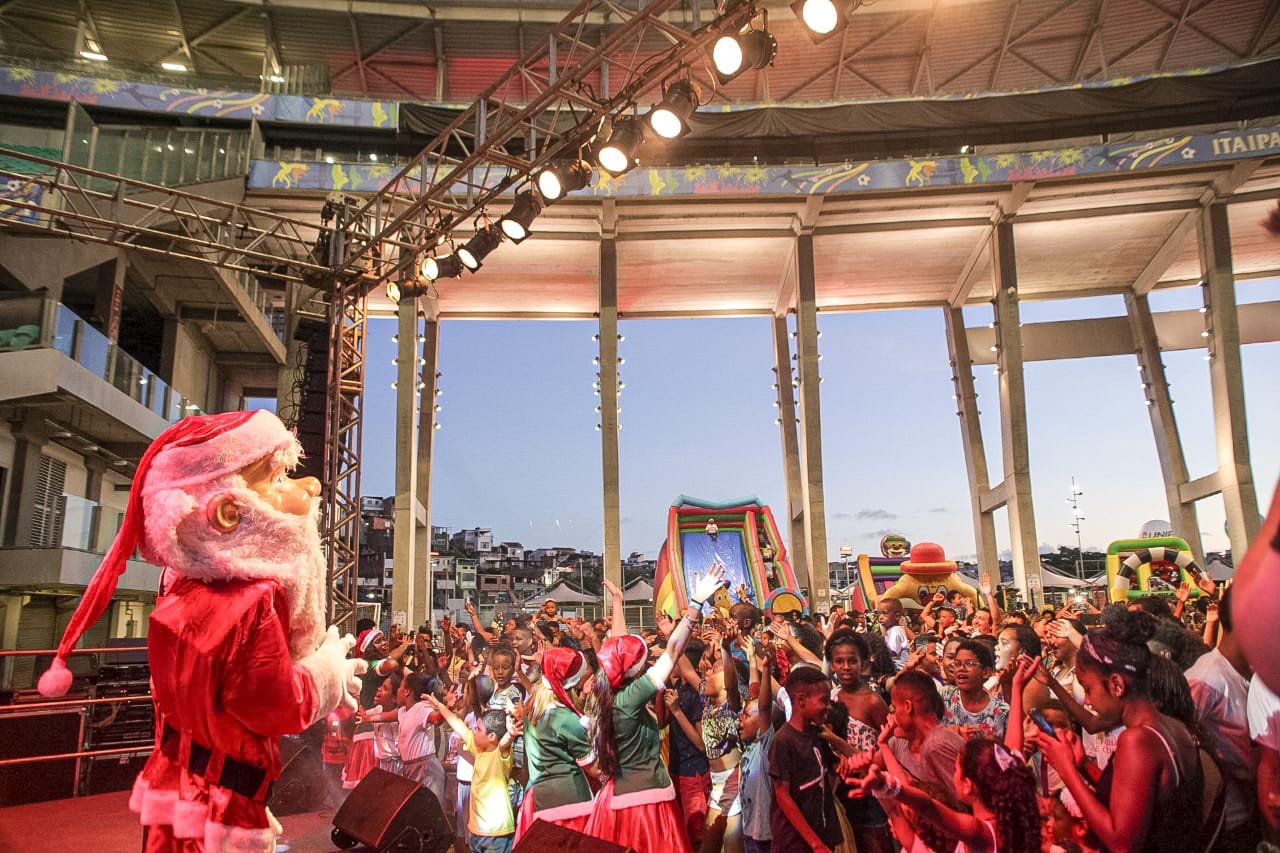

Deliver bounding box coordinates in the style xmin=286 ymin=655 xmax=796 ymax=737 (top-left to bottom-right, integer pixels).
xmin=880 ymin=534 xmax=911 ymax=559
xmin=38 ymin=410 xmax=326 ymax=697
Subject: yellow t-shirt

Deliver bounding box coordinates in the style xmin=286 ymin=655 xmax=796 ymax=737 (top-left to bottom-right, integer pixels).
xmin=463 ymin=730 xmax=515 ymax=837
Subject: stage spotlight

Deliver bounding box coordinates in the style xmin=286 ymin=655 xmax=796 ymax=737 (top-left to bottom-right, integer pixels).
xmin=421 ymin=253 xmax=464 ymax=281
xmin=499 ymin=191 xmax=542 ymax=243
xmin=386 ymin=279 xmax=433 ymax=303
xmin=536 ymin=160 xmax=592 ymax=201
xmin=648 ymin=80 xmax=702 ymax=140
xmin=711 ymin=28 xmax=777 ymax=83
xmin=457 ymin=224 xmax=502 ymax=271
xmin=596 ymin=118 xmax=645 ymax=177
xmin=791 ymin=0 xmax=853 ymax=41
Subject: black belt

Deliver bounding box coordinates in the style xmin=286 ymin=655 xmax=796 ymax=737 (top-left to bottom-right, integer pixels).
xmin=160 ymin=723 xmax=271 ymax=801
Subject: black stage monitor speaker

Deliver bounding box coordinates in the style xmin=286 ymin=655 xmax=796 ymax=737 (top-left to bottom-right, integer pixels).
xmin=331 ymin=768 xmax=452 ymax=853
xmin=514 ymin=822 xmax=636 ymax=853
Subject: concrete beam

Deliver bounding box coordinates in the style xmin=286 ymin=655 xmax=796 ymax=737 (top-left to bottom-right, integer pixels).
xmin=992 ymin=220 xmax=1043 ymax=607
xmin=1199 ymin=202 xmax=1261 ymax=556
xmin=794 ymin=231 xmax=830 ymax=610
xmin=772 ymin=316 xmax=807 ymax=584
xmin=416 ymin=315 xmax=439 ymax=622
xmin=946 ymin=303 xmax=1000 ymax=581
xmin=1179 ymin=471 xmax=1224 ymax=504
xmin=391 ymin=297 xmax=420 ymax=626
xmin=1125 ymin=289 xmax=1204 ymax=562
xmin=964 ymin=301 xmax=1280 ymax=364
xmin=599 ymin=206 xmax=622 ymax=597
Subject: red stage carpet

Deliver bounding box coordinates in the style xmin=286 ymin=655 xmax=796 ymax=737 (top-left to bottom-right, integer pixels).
xmin=0 ymin=790 xmax=355 ymax=852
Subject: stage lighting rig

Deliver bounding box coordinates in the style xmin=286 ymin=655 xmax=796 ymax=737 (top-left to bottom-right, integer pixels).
xmin=648 ymin=78 xmax=702 ymax=140
xmin=791 ymin=0 xmax=856 ymax=42
xmin=536 ymin=159 xmax=593 ymax=201
xmin=421 ymin=253 xmax=465 ymax=281
xmin=386 ymin=279 xmax=433 ymax=302
xmin=711 ymin=15 xmax=777 ymax=84
xmin=596 ymin=118 xmax=646 ymax=177
xmin=457 ymin=222 xmax=503 ymax=271
xmin=499 ymin=190 xmax=543 ymax=243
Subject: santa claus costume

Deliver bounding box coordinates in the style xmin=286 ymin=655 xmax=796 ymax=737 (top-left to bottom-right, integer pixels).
xmin=38 ymin=410 xmax=357 ymax=853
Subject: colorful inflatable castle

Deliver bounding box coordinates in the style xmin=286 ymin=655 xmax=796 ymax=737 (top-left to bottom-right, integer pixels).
xmin=654 ymin=495 xmax=806 ymax=618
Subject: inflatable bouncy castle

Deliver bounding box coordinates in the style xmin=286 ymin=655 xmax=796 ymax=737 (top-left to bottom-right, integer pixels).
xmin=1106 ymin=536 xmax=1213 ymax=602
xmin=653 ymin=495 xmax=806 ymax=618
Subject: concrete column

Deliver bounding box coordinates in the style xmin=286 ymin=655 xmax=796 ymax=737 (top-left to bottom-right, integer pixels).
xmin=416 ymin=317 xmax=439 ymax=625
xmin=0 ymin=594 xmax=23 ymax=688
xmin=944 ymin=307 xmax=1000 ymax=587
xmin=794 ymin=232 xmax=830 ymax=609
xmin=391 ymin=298 xmax=420 ymax=626
xmin=598 ymin=230 xmax=622 ymax=598
xmin=83 ymin=456 xmax=108 ymax=553
xmin=771 ymin=315 xmax=808 ymax=583
xmin=2 ymin=413 xmax=51 ymax=548
xmin=991 ymin=221 xmax=1043 ymax=606
xmin=1198 ymin=202 xmax=1260 ymax=556
xmin=1124 ymin=289 xmax=1204 ymax=563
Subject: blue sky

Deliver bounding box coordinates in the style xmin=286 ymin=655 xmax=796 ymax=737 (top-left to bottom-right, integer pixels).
xmin=358 ymin=279 xmax=1278 ymax=563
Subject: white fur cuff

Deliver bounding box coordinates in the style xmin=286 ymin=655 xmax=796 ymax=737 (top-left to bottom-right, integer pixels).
xmin=139 ymin=788 xmax=177 ymax=827
xmin=205 ymin=820 xmax=277 ymax=853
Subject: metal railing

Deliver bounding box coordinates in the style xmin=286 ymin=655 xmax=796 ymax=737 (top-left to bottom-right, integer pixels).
xmin=0 ymin=292 xmax=203 ymax=423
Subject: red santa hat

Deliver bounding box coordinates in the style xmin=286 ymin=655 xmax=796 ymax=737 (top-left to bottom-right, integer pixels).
xmin=37 ymin=410 xmax=300 ymax=697
xmin=597 ymin=634 xmax=649 ymax=690
xmin=540 ymin=647 xmax=587 ymax=715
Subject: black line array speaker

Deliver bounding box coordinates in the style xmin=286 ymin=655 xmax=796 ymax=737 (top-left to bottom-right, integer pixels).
xmin=514 ymin=821 xmax=636 ymax=852
xmin=330 ymin=768 xmax=452 ymax=853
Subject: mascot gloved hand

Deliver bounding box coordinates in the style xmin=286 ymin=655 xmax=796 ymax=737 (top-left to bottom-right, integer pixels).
xmin=301 ymin=626 xmax=367 ymax=715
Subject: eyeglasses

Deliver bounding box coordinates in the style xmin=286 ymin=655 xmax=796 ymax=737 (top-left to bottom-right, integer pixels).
xmin=954 ymin=659 xmax=985 ymax=670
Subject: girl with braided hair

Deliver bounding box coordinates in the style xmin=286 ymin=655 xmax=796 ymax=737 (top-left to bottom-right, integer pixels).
xmin=1035 ymin=604 xmax=1203 ymax=853
xmin=845 ymin=736 xmax=1040 ymax=852
xmin=584 ymin=564 xmax=727 ymax=853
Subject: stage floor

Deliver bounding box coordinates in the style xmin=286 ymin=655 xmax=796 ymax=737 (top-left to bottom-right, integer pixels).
xmin=0 ymin=790 xmax=361 ymax=852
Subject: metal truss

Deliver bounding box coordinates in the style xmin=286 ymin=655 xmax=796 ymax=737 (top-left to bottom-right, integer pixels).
xmin=0 ymin=148 xmax=370 ymax=630
xmin=0 ymin=148 xmax=325 ymax=281
xmin=318 ymin=197 xmax=373 ymax=633
xmin=341 ymin=0 xmax=760 ymax=286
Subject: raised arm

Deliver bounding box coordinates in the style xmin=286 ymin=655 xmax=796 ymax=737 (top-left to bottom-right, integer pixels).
xmin=664 ymin=688 xmax=706 ymax=752
xmin=603 ymin=578 xmax=628 ymax=637
xmin=660 ymin=565 xmax=726 ymax=670
xmin=423 ymin=693 xmax=470 ymax=741
xmin=755 ymin=641 xmax=774 ymax=732
xmin=1004 ymin=654 xmax=1041 ymax=754
xmin=851 ymin=764 xmax=994 ymax=852
xmin=464 ymin=600 xmax=496 ymax=644
xmin=980 ymin=572 xmax=1001 ymax=628
xmin=722 ymin=623 xmax=743 ymax=712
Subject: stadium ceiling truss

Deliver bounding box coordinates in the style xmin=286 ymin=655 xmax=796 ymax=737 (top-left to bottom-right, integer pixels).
xmin=0 ymin=0 xmax=1276 ymax=102
xmin=0 ymin=0 xmax=775 ymax=631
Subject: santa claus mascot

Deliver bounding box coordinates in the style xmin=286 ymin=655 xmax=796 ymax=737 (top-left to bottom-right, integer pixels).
xmin=37 ymin=410 xmax=363 ymax=852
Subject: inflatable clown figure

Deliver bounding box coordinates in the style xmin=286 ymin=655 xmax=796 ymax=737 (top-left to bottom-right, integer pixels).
xmin=38 ymin=410 xmax=363 ymax=853
xmin=877 ymin=541 xmax=978 ymax=606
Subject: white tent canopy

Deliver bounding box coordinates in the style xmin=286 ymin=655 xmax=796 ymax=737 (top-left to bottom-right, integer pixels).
xmin=623 ymin=579 xmax=654 ymax=602
xmin=1207 ymin=559 xmax=1235 ymax=581
xmin=528 ymin=581 xmax=600 ymax=605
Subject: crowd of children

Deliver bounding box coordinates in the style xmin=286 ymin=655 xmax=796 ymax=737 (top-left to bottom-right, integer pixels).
xmin=322 ymin=560 xmax=1276 ymax=853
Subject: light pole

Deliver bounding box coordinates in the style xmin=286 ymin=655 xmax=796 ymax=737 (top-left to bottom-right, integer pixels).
xmin=1067 ymin=477 xmax=1085 ymax=580
xmin=839 ymin=544 xmax=853 ymax=604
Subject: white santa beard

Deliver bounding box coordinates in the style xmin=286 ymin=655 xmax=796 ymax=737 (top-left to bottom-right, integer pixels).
xmin=153 ymin=484 xmax=329 ymax=660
